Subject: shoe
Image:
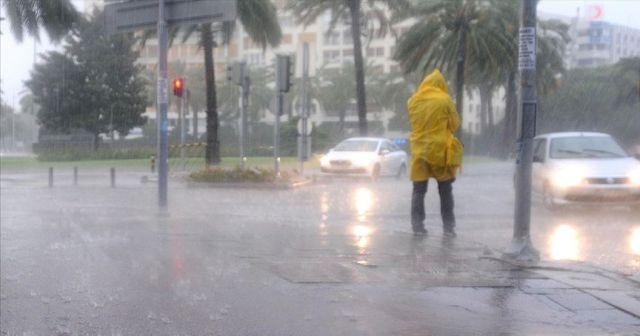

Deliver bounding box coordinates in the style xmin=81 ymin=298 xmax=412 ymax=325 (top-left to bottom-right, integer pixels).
xmin=443 ymin=229 xmax=456 ymax=238
xmin=413 ymin=227 xmax=428 ymax=236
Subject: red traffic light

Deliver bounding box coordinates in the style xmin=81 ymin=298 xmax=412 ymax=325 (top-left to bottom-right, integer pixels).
xmin=173 ymin=78 xmax=184 ymax=97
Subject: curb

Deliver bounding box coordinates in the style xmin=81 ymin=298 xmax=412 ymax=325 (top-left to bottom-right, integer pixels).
xmin=185 ymin=178 xmax=314 ymax=190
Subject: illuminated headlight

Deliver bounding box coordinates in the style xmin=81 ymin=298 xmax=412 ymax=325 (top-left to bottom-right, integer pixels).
xmin=550 ymin=168 xmax=585 ymax=188
xmin=352 ymin=155 xmax=374 ymax=168
xmin=320 ymin=155 xmax=330 ymax=167
xmin=629 ymin=168 xmax=640 ymax=186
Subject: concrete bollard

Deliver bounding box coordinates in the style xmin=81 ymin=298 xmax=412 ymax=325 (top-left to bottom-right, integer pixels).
xmin=73 ymin=167 xmax=78 ymax=185
xmin=110 ymin=167 xmax=116 ymax=188
xmin=48 ymin=167 xmax=54 ymax=187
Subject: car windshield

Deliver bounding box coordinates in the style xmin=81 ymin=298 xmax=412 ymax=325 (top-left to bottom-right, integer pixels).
xmin=333 ymin=140 xmax=379 ymax=152
xmin=550 ymin=136 xmax=628 ymax=159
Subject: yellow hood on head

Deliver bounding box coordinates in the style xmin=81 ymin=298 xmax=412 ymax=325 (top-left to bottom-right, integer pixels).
xmin=416 ymin=69 xmax=449 ymax=97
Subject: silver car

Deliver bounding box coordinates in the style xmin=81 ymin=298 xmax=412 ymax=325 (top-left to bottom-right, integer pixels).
xmin=531 ymin=132 xmax=640 ymax=210
xmin=320 ymin=137 xmax=408 ymax=178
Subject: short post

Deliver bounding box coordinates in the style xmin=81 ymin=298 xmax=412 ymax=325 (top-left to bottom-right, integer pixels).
xmin=73 ymin=167 xmax=78 ymax=186
xmin=110 ymin=167 xmax=116 ymax=188
xmin=150 ymin=155 xmax=156 ymax=173
xmin=48 ymin=167 xmax=54 ymax=187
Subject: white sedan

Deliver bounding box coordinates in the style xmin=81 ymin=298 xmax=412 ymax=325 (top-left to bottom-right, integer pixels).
xmin=320 ymin=137 xmax=408 ymax=178
xmin=531 ymin=132 xmax=640 ymax=210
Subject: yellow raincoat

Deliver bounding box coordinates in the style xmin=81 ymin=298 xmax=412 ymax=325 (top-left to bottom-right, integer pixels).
xmin=408 ymin=69 xmax=463 ymax=182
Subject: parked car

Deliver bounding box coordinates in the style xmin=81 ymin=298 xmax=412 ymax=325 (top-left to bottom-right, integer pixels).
xmin=531 ymin=132 xmax=640 ymax=210
xmin=320 ymin=137 xmax=408 ymax=178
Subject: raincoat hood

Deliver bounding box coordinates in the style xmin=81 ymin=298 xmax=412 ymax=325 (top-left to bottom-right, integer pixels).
xmin=418 ymin=69 xmax=449 ymax=95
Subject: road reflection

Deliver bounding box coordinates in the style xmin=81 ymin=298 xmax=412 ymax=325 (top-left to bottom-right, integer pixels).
xmin=351 ymin=224 xmax=373 ymax=257
xmin=353 ymin=187 xmax=373 ymax=222
xmin=630 ymin=226 xmax=640 ymax=255
xmin=549 ymin=224 xmax=580 ymax=261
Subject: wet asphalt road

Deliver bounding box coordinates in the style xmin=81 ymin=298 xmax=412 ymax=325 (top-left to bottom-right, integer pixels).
xmin=1 ymin=161 xmax=639 ymax=335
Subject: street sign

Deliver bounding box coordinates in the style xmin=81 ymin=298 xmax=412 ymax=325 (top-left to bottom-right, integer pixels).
xmin=105 ymin=0 xmax=236 ymax=34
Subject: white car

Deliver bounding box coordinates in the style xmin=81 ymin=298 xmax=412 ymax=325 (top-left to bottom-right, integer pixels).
xmin=320 ymin=137 xmax=408 ymax=178
xmin=531 ymin=132 xmax=640 ymax=210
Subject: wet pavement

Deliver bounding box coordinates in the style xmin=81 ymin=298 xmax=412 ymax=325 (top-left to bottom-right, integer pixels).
xmin=1 ymin=161 xmax=639 ymax=335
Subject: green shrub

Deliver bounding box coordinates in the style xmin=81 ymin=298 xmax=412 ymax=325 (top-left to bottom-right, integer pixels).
xmin=189 ymin=166 xmax=300 ymax=183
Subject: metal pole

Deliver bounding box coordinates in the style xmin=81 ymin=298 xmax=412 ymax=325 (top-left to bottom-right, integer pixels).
xmin=110 ymin=167 xmax=116 ymax=188
xmin=274 ymin=93 xmax=282 ymax=176
xmin=504 ymin=0 xmax=539 ymax=263
xmin=73 ymin=167 xmax=78 ymax=186
xmin=48 ymin=167 xmax=53 ymax=187
xmin=301 ymin=43 xmax=310 ymax=175
xmin=239 ymin=62 xmax=248 ymax=168
xmin=180 ymin=87 xmax=186 ymax=171
xmin=157 ymin=0 xmax=169 ymax=211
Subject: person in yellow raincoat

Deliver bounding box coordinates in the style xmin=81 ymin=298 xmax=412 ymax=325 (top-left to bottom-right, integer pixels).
xmin=408 ymin=69 xmax=463 ymax=236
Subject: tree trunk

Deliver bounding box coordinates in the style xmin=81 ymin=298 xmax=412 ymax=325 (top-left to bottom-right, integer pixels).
xmin=487 ymin=91 xmax=494 ymax=127
xmin=202 ymin=24 xmax=220 ymax=165
xmin=348 ymin=0 xmax=368 ymax=136
xmin=455 ymin=29 xmax=467 ymax=125
xmin=339 ymin=110 xmax=346 ymax=134
xmin=479 ymin=86 xmax=488 ymax=133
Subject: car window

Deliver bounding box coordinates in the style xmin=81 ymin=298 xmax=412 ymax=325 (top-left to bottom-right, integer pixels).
xmin=380 ymin=141 xmax=394 ymax=152
xmin=533 ymin=139 xmax=547 ymax=161
xmin=550 ymin=136 xmax=628 ymax=159
xmin=334 ymin=140 xmax=379 ymax=152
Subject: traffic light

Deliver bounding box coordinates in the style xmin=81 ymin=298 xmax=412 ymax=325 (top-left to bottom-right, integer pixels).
xmin=173 ymin=78 xmax=184 ymax=97
xmin=276 ymin=55 xmax=293 ymax=93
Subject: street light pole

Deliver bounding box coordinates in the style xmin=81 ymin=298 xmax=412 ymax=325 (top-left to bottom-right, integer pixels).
xmin=504 ymin=0 xmax=540 ymax=263
xmin=157 ymin=0 xmax=169 ymax=211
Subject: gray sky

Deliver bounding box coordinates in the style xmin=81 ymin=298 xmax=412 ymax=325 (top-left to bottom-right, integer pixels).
xmin=2 ymin=0 xmax=640 ymax=109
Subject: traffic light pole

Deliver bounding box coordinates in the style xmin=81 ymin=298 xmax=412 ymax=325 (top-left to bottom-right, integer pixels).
xmin=157 ymin=0 xmax=169 ymax=212
xmin=504 ymin=0 xmax=539 ymax=263
xmin=240 ymin=64 xmax=249 ymax=169
xmin=180 ymin=87 xmax=186 ymax=171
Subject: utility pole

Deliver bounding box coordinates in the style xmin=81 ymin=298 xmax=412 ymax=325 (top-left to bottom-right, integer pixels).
xmin=504 ymin=0 xmax=540 ymax=263
xmin=180 ymin=83 xmax=186 ymax=171
xmin=298 ymin=43 xmax=311 ymax=175
xmin=274 ymin=55 xmax=292 ymax=177
xmin=157 ymin=0 xmax=169 ymax=212
xmin=239 ymin=62 xmax=249 ymax=168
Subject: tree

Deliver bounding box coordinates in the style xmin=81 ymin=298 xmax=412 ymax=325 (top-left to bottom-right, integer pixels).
xmin=367 ymin=68 xmax=415 ymax=132
xmin=289 ymin=0 xmax=410 ymax=136
xmin=314 ymin=65 xmax=357 ymax=133
xmin=2 ymin=0 xmax=79 ymax=42
xmin=538 ymin=61 xmax=640 ymax=146
xmin=26 ymin=10 xmax=148 ymax=148
xmin=176 ymin=0 xmax=281 ymax=165
xmin=393 ymin=0 xmax=513 ymax=124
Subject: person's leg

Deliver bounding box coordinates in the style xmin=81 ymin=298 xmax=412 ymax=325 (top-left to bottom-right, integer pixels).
xmin=437 ymin=179 xmax=456 ymax=234
xmin=411 ymin=180 xmax=428 ymax=233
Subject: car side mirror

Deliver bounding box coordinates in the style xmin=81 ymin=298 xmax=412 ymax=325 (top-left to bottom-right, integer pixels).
xmin=380 ymin=149 xmax=390 ymax=156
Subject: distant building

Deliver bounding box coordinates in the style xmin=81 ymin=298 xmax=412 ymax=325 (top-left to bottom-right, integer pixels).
xmin=540 ymin=9 xmax=640 ymax=69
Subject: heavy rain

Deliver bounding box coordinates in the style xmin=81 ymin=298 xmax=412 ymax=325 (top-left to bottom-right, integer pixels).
xmin=1 ymin=0 xmax=639 ymax=335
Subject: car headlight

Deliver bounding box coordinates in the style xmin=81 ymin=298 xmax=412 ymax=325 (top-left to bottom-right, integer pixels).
xmin=352 ymin=155 xmax=374 ymax=168
xmin=629 ymin=168 xmax=640 ymax=186
xmin=320 ymin=155 xmax=330 ymax=166
xmin=550 ymin=168 xmax=585 ymax=188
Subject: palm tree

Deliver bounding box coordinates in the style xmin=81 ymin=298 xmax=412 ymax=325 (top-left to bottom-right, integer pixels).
xmin=175 ymin=0 xmax=281 ymax=165
xmin=393 ymin=0 xmax=513 ymax=123
xmin=2 ymin=0 xmax=79 ymax=42
xmin=288 ymin=0 xmax=410 ymax=136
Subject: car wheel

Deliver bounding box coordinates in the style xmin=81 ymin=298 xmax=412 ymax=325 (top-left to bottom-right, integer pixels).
xmin=395 ymin=163 xmax=407 ymax=179
xmin=371 ymin=164 xmax=381 ymax=180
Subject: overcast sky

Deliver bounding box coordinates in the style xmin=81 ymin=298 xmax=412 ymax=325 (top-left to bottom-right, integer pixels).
xmin=2 ymin=0 xmax=640 ymax=109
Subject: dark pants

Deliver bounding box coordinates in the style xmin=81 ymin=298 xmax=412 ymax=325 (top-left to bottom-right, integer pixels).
xmin=411 ymin=179 xmax=455 ymax=232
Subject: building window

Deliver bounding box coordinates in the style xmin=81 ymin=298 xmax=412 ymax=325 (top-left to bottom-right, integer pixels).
xmin=343 ymin=49 xmax=353 ymax=57
xmin=323 ymin=50 xmax=340 ymax=63
xmin=366 ymin=47 xmax=384 ymax=57
xmin=324 ymin=32 xmax=340 ymax=45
